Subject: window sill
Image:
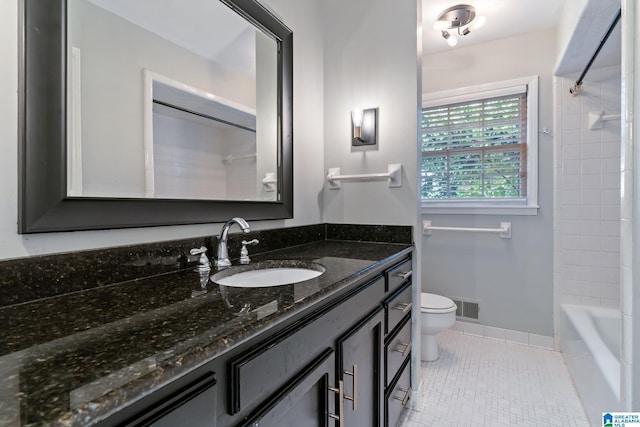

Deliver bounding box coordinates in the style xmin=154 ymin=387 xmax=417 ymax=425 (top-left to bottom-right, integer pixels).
xmin=421 ymin=203 xmax=539 ymax=216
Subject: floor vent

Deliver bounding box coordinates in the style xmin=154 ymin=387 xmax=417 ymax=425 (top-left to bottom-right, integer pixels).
xmin=452 ymin=299 xmax=479 ymax=320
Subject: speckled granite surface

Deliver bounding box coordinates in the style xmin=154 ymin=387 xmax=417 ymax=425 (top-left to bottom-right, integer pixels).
xmin=0 ymin=224 xmax=327 ymax=307
xmin=0 ymin=224 xmax=412 ymax=426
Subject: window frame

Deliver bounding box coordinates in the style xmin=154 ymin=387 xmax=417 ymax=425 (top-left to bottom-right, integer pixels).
xmin=421 ymin=76 xmax=539 ymax=216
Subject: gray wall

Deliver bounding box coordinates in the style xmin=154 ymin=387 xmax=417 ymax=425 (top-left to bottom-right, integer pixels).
xmin=422 ymin=30 xmax=557 ymax=336
xmin=321 ymin=0 xmax=420 ymax=229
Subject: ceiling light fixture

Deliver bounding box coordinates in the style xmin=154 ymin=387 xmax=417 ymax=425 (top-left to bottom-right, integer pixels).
xmin=433 ymin=4 xmax=486 ymax=47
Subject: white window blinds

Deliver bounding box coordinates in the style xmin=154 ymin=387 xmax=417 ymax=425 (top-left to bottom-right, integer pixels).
xmin=421 ymin=92 xmax=528 ymax=201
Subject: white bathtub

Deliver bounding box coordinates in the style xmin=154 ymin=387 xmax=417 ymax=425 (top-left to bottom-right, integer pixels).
xmin=560 ymin=304 xmax=623 ymax=426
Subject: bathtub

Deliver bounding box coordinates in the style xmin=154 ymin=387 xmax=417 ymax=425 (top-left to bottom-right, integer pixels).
xmin=560 ymin=304 xmax=623 ymax=426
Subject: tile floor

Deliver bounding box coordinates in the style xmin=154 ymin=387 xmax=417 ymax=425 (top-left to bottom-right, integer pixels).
xmin=398 ymin=330 xmax=590 ymax=427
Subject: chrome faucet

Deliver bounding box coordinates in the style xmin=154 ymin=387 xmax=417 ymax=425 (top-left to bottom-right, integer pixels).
xmin=214 ymin=217 xmax=250 ymax=268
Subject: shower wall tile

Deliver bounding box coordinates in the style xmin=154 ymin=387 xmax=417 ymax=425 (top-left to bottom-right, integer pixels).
xmin=604 ymin=157 xmax=621 ymax=174
xmin=562 ymin=144 xmax=581 ymax=159
xmin=601 ymin=298 xmax=620 ymax=309
xmin=563 ymin=174 xmax=581 ymax=189
xmin=582 ymin=219 xmax=602 ymax=235
xmin=582 ymin=173 xmax=602 ymax=189
xmin=583 ymin=143 xmax=602 ymax=159
xmin=602 ymin=220 xmax=621 ymax=236
xmin=602 ymin=204 xmax=621 ymax=221
xmin=601 ymin=283 xmax=619 ymax=299
xmin=581 ymin=296 xmax=602 ymax=306
xmin=554 ymin=69 xmax=621 ymax=310
xmin=602 ymin=266 xmax=620 ymax=283
xmin=603 ymin=173 xmax=620 ymax=189
xmin=603 ymin=141 xmax=622 ymax=158
xmin=563 ymin=113 xmax=582 ymax=130
xmin=581 ymin=189 xmax=601 ymax=204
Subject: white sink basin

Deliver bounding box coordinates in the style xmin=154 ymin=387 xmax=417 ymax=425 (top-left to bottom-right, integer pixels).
xmin=211 ymin=261 xmax=325 ymax=288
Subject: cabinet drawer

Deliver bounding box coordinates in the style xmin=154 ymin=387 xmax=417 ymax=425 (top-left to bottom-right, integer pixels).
xmin=385 ymin=281 xmax=412 ymax=335
xmin=124 ymin=372 xmax=217 ymax=427
xmin=385 ymin=258 xmax=412 ymax=293
xmin=386 ymin=358 xmax=411 ymax=427
xmin=229 ymin=276 xmax=385 ymax=414
xmin=385 ymin=315 xmax=411 ymax=387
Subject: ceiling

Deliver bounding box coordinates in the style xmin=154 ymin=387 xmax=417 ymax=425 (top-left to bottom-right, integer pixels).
xmin=85 ymin=0 xmax=258 ymax=77
xmin=422 ymin=0 xmax=565 ymax=55
xmin=85 ymin=0 xmax=621 ymax=78
xmin=422 ymin=0 xmax=621 ymax=73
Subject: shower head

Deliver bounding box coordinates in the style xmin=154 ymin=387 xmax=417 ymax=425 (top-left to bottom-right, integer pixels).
xmin=569 ymin=82 xmax=583 ymax=97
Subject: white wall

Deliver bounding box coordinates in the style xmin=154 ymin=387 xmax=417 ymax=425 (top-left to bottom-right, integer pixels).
xmin=422 ymin=30 xmax=556 ymax=336
xmin=0 ymin=0 xmax=324 ymax=260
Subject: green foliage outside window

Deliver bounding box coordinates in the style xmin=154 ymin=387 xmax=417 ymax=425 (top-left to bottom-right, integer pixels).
xmin=421 ymin=94 xmax=527 ymax=201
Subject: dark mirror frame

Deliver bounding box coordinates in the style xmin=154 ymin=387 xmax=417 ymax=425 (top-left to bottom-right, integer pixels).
xmin=18 ymin=0 xmax=293 ymax=233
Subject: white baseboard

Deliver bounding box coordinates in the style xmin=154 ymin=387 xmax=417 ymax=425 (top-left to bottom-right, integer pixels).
xmin=450 ymin=320 xmax=555 ymax=350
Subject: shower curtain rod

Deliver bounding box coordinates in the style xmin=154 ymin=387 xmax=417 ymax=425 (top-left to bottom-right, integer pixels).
xmin=569 ymin=9 xmax=621 ymax=96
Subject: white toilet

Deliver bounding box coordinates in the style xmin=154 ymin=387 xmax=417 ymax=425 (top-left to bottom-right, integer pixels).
xmin=420 ymin=292 xmax=457 ymax=362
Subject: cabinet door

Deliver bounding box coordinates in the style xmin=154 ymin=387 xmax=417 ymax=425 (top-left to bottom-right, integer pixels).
xmin=238 ymin=348 xmax=338 ymax=427
xmin=337 ymin=307 xmax=384 ymax=427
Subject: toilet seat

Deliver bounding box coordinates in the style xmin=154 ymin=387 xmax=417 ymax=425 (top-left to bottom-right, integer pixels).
xmin=420 ymin=292 xmax=457 ymax=314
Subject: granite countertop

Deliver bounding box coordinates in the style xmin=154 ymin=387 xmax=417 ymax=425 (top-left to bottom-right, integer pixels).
xmin=0 ymin=240 xmax=412 ymax=426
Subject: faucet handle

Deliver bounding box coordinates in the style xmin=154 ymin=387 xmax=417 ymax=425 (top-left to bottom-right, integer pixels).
xmin=240 ymin=239 xmax=259 ymax=265
xmin=190 ymin=246 xmax=211 ymax=271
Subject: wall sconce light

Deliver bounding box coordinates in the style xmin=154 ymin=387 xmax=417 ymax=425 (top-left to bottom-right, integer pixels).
xmin=351 ymin=108 xmax=377 ymax=146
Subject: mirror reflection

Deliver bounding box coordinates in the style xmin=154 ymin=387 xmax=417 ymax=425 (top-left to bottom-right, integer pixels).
xmin=67 ymin=0 xmax=279 ymax=201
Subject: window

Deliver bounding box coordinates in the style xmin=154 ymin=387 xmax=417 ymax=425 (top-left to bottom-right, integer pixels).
xmin=421 ymin=76 xmax=539 ymax=215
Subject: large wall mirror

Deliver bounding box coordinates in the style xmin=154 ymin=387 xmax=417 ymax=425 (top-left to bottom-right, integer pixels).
xmin=19 ymin=0 xmax=293 ymax=233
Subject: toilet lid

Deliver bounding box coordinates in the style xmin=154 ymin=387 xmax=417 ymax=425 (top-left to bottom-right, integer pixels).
xmin=421 ymin=293 xmax=456 ymax=310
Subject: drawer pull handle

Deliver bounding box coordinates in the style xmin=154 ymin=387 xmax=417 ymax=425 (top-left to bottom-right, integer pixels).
xmin=328 ymin=380 xmax=344 ymax=424
xmin=394 ymin=270 xmax=412 ymax=280
xmin=394 ymin=341 xmax=411 ymax=358
xmin=393 ymin=302 xmax=412 ymax=314
xmin=394 ymin=387 xmax=412 ymax=407
xmin=343 ymin=364 xmax=358 ymax=411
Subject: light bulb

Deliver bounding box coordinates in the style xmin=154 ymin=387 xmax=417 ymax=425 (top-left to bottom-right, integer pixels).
xmin=447 ymin=35 xmax=458 ymax=47
xmin=351 ymin=109 xmax=364 ymax=140
xmin=351 ymin=109 xmax=363 ymax=127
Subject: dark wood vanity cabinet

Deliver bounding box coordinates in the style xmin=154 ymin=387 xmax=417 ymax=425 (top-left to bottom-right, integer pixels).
xmin=110 ymin=255 xmax=413 ymax=427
